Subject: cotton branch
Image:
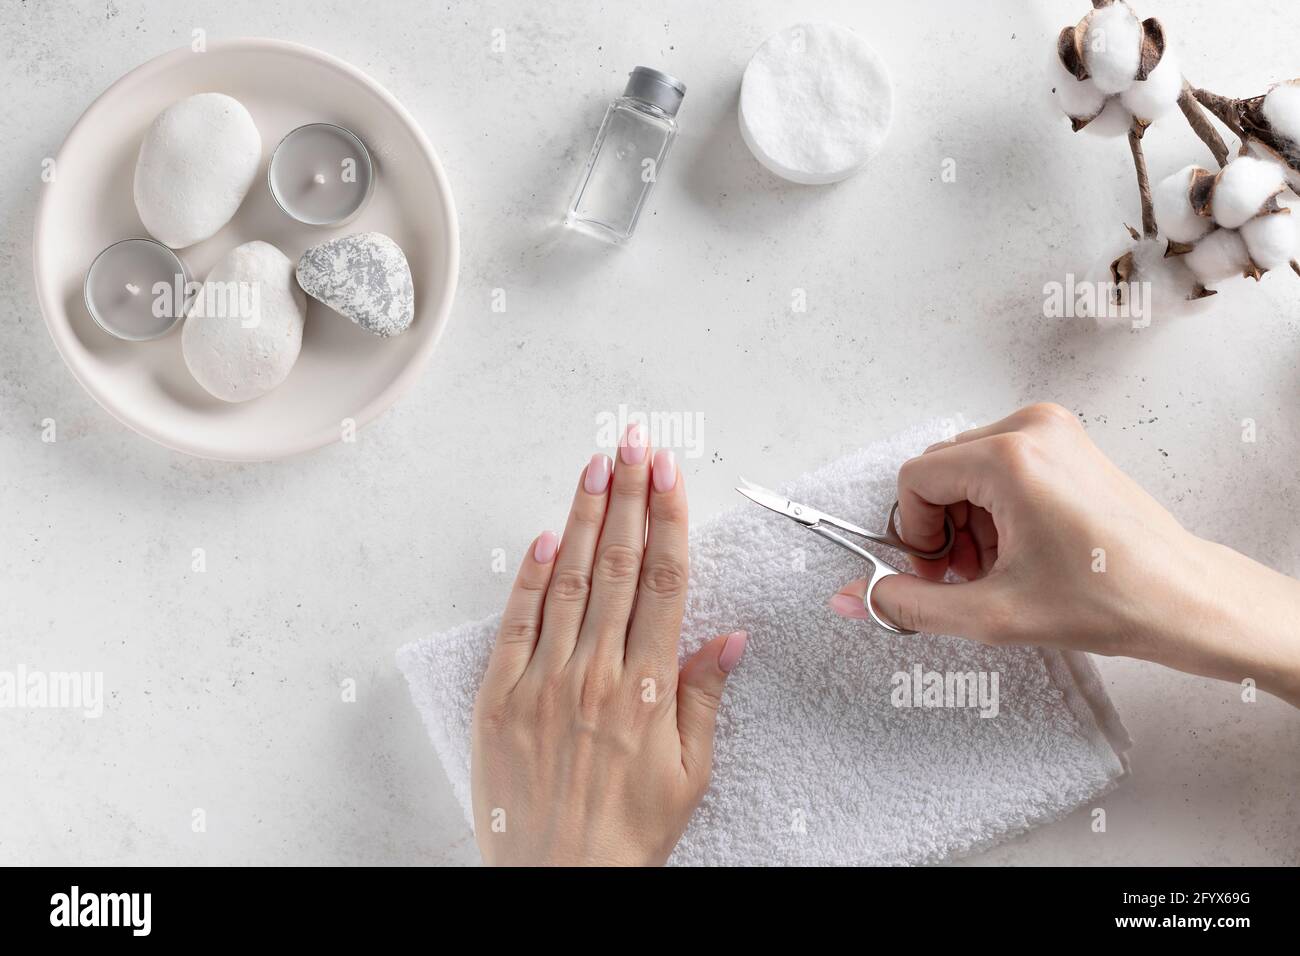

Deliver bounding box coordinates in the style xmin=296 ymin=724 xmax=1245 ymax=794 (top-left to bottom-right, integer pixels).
xmin=1192 ymin=88 xmax=1246 ymax=139
xmin=1127 ymin=121 xmax=1158 ymax=238
xmin=1177 ymin=83 xmax=1229 ymax=167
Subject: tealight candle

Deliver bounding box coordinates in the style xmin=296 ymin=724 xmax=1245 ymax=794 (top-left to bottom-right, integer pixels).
xmin=83 ymin=238 xmax=191 ymax=341
xmin=268 ymin=123 xmax=375 ymax=226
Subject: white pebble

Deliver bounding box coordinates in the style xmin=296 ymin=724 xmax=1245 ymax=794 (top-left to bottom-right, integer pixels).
xmin=1240 ymin=213 xmax=1297 ymax=271
xmin=1153 ymin=164 xmax=1212 ymax=243
xmin=1083 ymin=3 xmax=1143 ymax=96
xmin=1185 ymin=229 xmax=1251 ymax=284
xmin=183 ymin=240 xmax=306 ymax=402
xmin=1211 ymin=155 xmax=1287 ymax=229
xmin=1262 ymin=81 xmax=1300 ymax=146
xmin=1119 ymin=46 xmax=1182 ymax=123
xmin=738 ymin=22 xmax=893 ymax=185
xmin=134 ymin=93 xmax=262 ymax=249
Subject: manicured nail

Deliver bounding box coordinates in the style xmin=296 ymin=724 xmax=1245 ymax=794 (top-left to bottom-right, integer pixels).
xmin=620 ymin=423 xmax=646 ymax=465
xmin=584 ymin=453 xmax=612 ymax=494
xmin=652 ymin=449 xmax=677 ymax=493
xmin=829 ymin=593 xmax=869 ymax=620
xmin=533 ymin=530 xmax=559 ymax=564
xmin=719 ymin=631 xmax=748 ymax=673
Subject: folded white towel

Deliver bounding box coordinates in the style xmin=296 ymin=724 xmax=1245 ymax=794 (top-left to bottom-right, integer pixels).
xmin=397 ymin=420 xmax=1132 ymax=865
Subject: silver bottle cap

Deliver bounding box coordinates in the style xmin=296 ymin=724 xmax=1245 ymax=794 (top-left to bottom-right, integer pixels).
xmin=623 ymin=66 xmax=686 ymax=117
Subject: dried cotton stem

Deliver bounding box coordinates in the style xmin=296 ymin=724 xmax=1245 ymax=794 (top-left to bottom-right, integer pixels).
xmin=1177 ymin=84 xmax=1230 ymax=167
xmin=1193 ymin=88 xmax=1246 ymax=139
xmin=1128 ymin=121 xmax=1158 ymax=238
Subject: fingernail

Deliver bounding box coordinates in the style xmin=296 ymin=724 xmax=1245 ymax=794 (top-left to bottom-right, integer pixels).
xmin=719 ymin=631 xmax=748 ymax=673
xmin=829 ymin=593 xmax=869 ymax=620
xmin=584 ymin=454 xmax=612 ymax=494
xmin=620 ymin=423 xmax=646 ymax=465
xmin=533 ymin=530 xmax=559 ymax=564
xmin=652 ymin=449 xmax=676 ymax=493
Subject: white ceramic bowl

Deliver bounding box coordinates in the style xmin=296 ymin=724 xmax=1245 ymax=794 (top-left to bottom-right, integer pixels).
xmin=33 ymin=38 xmax=459 ymax=460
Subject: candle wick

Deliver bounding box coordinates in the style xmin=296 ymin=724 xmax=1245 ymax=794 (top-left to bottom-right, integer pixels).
xmin=312 ymin=172 xmax=327 ymax=186
xmin=125 ymin=282 xmax=141 ymax=296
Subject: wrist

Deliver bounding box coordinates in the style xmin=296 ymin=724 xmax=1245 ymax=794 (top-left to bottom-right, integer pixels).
xmin=1145 ymin=533 xmax=1300 ymax=705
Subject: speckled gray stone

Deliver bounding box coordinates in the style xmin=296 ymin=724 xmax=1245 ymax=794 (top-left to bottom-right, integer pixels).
xmin=296 ymin=232 xmax=414 ymax=337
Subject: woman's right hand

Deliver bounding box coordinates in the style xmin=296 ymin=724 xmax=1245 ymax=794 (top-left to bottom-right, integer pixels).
xmin=830 ymin=403 xmax=1300 ymax=706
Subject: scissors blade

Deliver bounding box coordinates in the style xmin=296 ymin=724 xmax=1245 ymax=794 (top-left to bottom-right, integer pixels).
xmin=735 ymin=477 xmax=822 ymax=527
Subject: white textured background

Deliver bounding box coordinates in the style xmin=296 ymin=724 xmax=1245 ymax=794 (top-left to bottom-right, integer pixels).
xmin=1 ymin=0 xmax=1297 ymax=866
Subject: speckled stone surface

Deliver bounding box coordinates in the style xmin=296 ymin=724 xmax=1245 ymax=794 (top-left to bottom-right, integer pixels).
xmin=1 ymin=0 xmax=1297 ymax=866
xmin=296 ymin=232 xmax=414 ymax=337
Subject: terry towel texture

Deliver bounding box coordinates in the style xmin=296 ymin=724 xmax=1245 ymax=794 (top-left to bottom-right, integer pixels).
xmin=397 ymin=420 xmax=1132 ymax=865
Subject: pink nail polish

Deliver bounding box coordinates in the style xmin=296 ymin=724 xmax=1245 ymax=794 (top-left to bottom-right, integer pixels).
xmin=584 ymin=454 xmax=612 ymax=494
xmin=829 ymin=593 xmax=869 ymax=619
xmin=719 ymin=631 xmax=748 ymax=673
xmin=533 ymin=530 xmax=559 ymax=564
xmin=620 ymin=423 xmax=646 ymax=465
xmin=652 ymin=449 xmax=676 ymax=493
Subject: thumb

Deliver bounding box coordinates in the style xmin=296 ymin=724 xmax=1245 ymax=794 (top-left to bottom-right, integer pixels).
xmin=676 ymin=630 xmax=748 ymax=782
xmin=831 ymin=574 xmax=1005 ymax=641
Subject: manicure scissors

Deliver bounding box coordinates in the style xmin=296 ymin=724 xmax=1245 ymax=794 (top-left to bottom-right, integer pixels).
xmin=735 ymin=477 xmax=955 ymax=635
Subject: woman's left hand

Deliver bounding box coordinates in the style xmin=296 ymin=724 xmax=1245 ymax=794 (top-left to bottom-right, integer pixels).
xmin=470 ymin=424 xmax=748 ymax=866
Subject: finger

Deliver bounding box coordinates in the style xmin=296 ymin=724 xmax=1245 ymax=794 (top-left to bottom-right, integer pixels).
xmin=677 ymin=631 xmax=747 ymax=784
xmin=531 ymin=454 xmax=612 ymax=673
xmin=897 ymin=436 xmax=1013 ymax=578
xmin=897 ymin=442 xmax=982 ymax=580
xmin=576 ymin=423 xmax=651 ymax=666
xmin=968 ymin=505 xmax=1000 ymax=575
xmin=626 ymin=450 xmax=688 ymax=673
xmin=920 ymin=405 xmax=1052 ymax=455
xmin=921 ymin=420 xmax=1007 ymax=455
xmin=483 ymin=531 xmax=559 ymax=697
xmin=829 ymin=573 xmax=1006 ymax=642
xmin=947 ymin=527 xmax=984 ymax=582
xmin=898 ymin=499 xmax=967 ymax=583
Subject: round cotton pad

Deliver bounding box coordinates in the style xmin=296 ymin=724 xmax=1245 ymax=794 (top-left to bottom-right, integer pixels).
xmin=739 ymin=22 xmax=893 ymax=185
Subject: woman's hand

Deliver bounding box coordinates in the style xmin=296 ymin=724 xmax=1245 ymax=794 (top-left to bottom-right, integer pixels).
xmin=471 ymin=425 xmax=747 ymax=866
xmin=831 ymin=403 xmax=1300 ymax=706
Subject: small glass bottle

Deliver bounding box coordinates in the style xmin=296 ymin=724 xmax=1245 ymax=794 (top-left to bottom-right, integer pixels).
xmin=565 ymin=67 xmax=686 ymax=244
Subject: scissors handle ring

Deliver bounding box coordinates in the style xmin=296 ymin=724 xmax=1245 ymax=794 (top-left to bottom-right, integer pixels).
xmin=883 ymin=501 xmax=956 ymax=561
xmin=811 ymin=525 xmax=917 ymax=635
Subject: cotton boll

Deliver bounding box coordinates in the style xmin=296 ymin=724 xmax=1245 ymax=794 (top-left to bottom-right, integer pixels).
xmin=1262 ymin=81 xmax=1300 ymax=147
xmin=1083 ymin=238 xmax=1210 ymax=328
xmin=1211 ymin=155 xmax=1287 ymax=228
xmin=1083 ymin=3 xmax=1143 ymax=95
xmin=1050 ymin=49 xmax=1107 ymax=124
xmin=1153 ymin=165 xmax=1213 ymax=243
xmin=1083 ymin=97 xmax=1133 ymax=138
xmin=1057 ymin=79 xmax=1107 ymax=125
xmin=1240 ymin=212 xmax=1297 ymax=271
xmin=1121 ymin=238 xmax=1209 ymax=321
xmin=1247 ymin=139 xmax=1300 ymax=194
xmin=1185 ymin=229 xmax=1251 ymax=284
xmin=1119 ymin=47 xmax=1182 ymax=123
